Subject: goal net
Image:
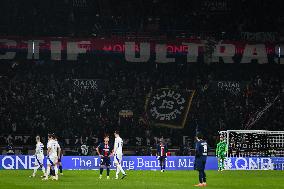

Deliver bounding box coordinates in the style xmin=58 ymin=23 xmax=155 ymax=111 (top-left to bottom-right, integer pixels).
xmin=219 ymin=130 xmax=284 ymax=170
xmin=219 ymin=130 xmax=284 ymax=157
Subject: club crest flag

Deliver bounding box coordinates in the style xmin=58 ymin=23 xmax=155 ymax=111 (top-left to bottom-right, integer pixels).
xmin=146 ymin=89 xmax=195 ymax=129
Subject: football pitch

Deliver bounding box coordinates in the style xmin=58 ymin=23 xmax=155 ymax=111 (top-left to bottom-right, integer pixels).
xmin=0 ymin=170 xmax=283 ymax=189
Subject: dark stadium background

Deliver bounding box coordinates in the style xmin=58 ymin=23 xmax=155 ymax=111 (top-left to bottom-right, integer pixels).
xmin=0 ymin=0 xmax=284 ymax=157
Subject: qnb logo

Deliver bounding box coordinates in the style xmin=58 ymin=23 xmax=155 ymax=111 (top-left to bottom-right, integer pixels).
xmin=1 ymin=156 xmax=36 ymax=170
xmin=149 ymin=90 xmax=185 ymax=121
xmin=233 ymin=158 xmax=274 ymax=170
xmin=272 ymin=162 xmax=284 ymax=170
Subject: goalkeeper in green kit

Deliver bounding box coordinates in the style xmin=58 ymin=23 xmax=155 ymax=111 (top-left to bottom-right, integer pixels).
xmin=216 ymin=135 xmax=228 ymax=171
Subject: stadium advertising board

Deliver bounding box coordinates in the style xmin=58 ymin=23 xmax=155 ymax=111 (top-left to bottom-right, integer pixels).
xmin=0 ymin=37 xmax=283 ymax=63
xmin=1 ymin=156 xmax=283 ymax=170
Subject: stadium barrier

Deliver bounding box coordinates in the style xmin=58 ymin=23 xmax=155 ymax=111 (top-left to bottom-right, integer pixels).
xmin=0 ymin=156 xmax=283 ymax=170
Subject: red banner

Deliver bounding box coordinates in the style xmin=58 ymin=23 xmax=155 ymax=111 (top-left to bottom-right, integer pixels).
xmin=0 ymin=36 xmax=283 ymax=63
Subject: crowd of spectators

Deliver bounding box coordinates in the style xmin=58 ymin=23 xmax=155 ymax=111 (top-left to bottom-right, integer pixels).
xmin=0 ymin=0 xmax=283 ymax=155
xmin=0 ymin=0 xmax=283 ymax=37
xmin=0 ymin=58 xmax=283 ymax=155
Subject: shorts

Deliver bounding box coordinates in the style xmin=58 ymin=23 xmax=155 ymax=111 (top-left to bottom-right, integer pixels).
xmin=114 ymin=154 xmax=122 ymax=164
xmin=100 ymin=157 xmax=111 ymax=167
xmin=158 ymin=156 xmax=166 ymax=165
xmin=47 ymin=156 xmax=58 ymax=166
xmin=158 ymin=156 xmax=166 ymax=161
xmin=194 ymin=157 xmax=207 ymax=171
xmin=35 ymin=154 xmax=44 ymax=166
xmin=218 ymin=154 xmax=225 ymax=159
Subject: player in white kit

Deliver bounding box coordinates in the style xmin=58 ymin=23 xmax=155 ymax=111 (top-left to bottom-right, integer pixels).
xmin=30 ymin=136 xmax=46 ymax=178
xmin=43 ymin=133 xmax=61 ymax=181
xmin=113 ymin=131 xmax=127 ymax=179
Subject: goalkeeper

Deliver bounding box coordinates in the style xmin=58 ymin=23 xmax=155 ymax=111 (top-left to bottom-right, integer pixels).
xmin=216 ymin=135 xmax=228 ymax=171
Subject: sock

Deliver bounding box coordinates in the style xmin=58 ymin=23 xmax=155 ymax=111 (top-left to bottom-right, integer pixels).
xmin=33 ymin=165 xmax=39 ymax=176
xmin=116 ymin=166 xmax=120 ymax=177
xmin=219 ymin=158 xmax=222 ymax=170
xmin=100 ymin=167 xmax=103 ymax=175
xmin=50 ymin=169 xmax=55 ymax=176
xmin=199 ymin=170 xmax=203 ymax=183
xmin=41 ymin=166 xmax=46 ymax=175
xmin=107 ymin=167 xmax=110 ymax=176
xmin=117 ymin=164 xmax=125 ymax=175
xmin=46 ymin=166 xmax=50 ymax=178
xmin=54 ymin=166 xmax=58 ymax=176
xmin=203 ymin=170 xmax=206 ymax=183
xmin=222 ymin=158 xmax=225 ymax=170
xmin=163 ymin=164 xmax=165 ymax=170
xmin=59 ymin=165 xmax=62 ymax=173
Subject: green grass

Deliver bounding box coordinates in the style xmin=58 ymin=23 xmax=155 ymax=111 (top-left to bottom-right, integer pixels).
xmin=0 ymin=170 xmax=283 ymax=189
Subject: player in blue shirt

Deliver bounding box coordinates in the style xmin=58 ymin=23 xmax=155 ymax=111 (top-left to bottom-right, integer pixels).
xmin=96 ymin=135 xmax=112 ymax=179
xmin=194 ymin=133 xmax=207 ymax=187
xmin=156 ymin=139 xmax=168 ymax=172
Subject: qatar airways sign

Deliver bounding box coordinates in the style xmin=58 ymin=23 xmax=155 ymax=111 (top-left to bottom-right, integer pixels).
xmin=0 ymin=37 xmax=283 ymax=63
